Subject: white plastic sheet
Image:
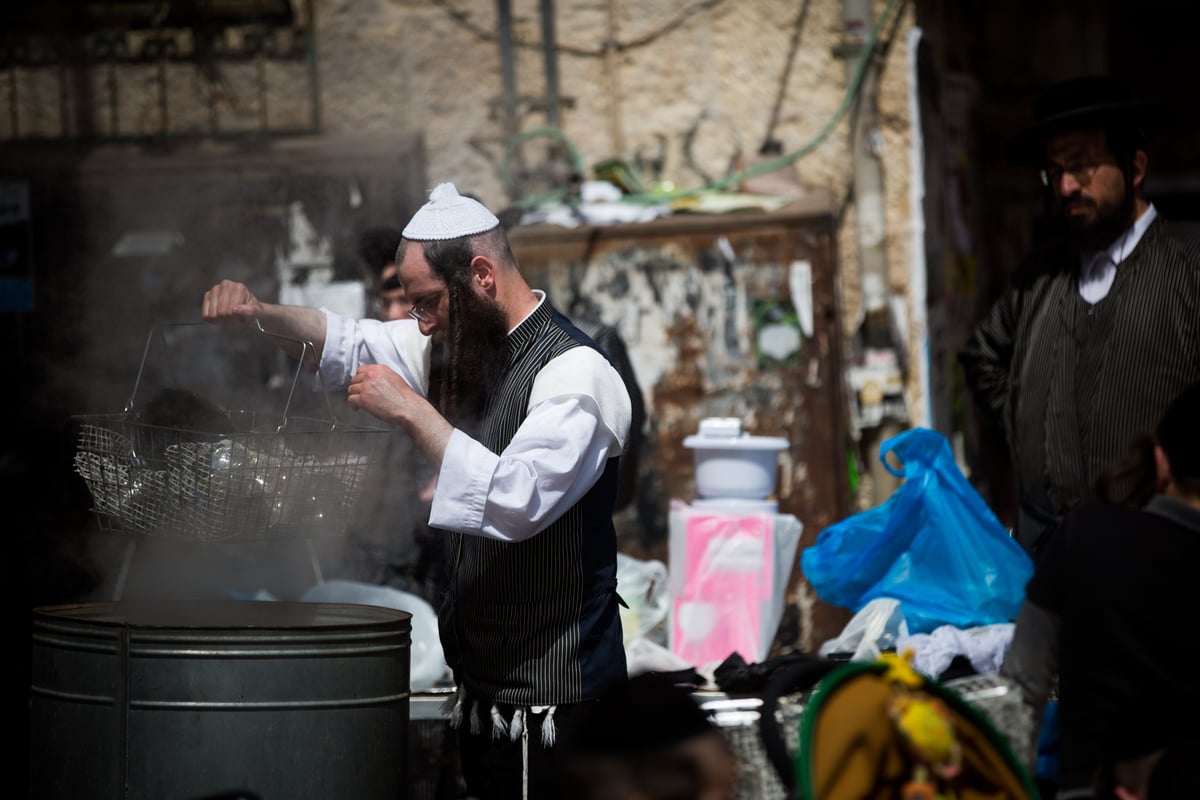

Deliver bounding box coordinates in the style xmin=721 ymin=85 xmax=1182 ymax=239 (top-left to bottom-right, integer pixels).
xmin=299 ymin=579 xmax=450 ymax=690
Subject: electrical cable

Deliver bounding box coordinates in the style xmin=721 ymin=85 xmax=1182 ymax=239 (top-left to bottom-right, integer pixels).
xmin=762 ymin=0 xmax=814 ymax=148
xmin=500 ymin=0 xmax=908 ymax=209
xmin=623 ymin=0 xmax=908 ymax=202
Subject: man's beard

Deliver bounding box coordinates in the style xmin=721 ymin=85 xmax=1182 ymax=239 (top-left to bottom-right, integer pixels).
xmin=436 ymin=288 xmax=510 ymax=437
xmin=1063 ymin=180 xmax=1135 ymax=252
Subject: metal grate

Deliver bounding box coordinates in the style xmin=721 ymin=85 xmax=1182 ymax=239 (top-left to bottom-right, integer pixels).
xmin=700 ymin=673 xmax=1036 ymax=800
xmin=74 ymin=411 xmax=387 ymax=542
xmin=73 ymin=320 xmax=390 ymax=543
xmin=0 ymin=0 xmax=318 ymax=142
xmin=702 ymin=693 xmax=805 ymax=800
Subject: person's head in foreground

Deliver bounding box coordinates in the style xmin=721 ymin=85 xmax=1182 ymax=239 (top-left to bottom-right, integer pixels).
xmin=557 ymin=672 xmax=738 ymax=800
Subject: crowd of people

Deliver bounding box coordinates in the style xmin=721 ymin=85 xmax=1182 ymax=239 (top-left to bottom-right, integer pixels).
xmin=195 ymin=72 xmax=1199 ymax=800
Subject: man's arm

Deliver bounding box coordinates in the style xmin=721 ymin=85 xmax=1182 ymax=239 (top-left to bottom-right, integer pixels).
xmin=204 ymin=281 xmax=439 ymax=447
xmin=348 ymin=362 xmax=453 ymax=465
xmin=959 ymin=288 xmax=1017 ymax=427
xmin=201 ymin=280 xmax=329 ymax=366
xmin=428 ymin=347 xmax=632 ymax=543
xmin=1000 ymin=599 xmax=1061 ymax=772
xmin=1000 ymin=506 xmax=1070 ymax=773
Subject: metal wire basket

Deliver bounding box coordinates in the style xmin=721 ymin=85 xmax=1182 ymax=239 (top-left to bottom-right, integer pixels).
xmin=699 ymin=671 xmax=1036 ymax=800
xmin=73 ymin=321 xmax=390 ymax=542
xmin=942 ymin=671 xmax=1039 ymax=772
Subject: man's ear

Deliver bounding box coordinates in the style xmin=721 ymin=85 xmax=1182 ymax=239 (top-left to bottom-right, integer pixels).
xmin=1131 ymin=149 xmax=1149 ymax=189
xmin=470 ymin=255 xmax=496 ymax=291
xmin=1154 ymin=443 xmax=1172 ymax=493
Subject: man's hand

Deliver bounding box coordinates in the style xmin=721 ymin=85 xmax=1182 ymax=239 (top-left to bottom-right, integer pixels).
xmin=347 ymin=363 xmax=422 ymax=425
xmin=200 ymin=280 xmax=327 ymax=363
xmin=202 ymin=280 xmax=263 ymax=325
xmin=348 ymin=364 xmax=453 ymax=469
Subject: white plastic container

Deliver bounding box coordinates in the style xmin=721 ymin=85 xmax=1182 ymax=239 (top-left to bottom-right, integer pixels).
xmin=682 ymin=417 xmax=788 ymax=500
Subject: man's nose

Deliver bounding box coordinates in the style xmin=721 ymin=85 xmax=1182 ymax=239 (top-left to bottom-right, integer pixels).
xmin=417 ymin=317 xmax=437 ymax=335
xmin=1057 ymin=171 xmax=1082 ymax=195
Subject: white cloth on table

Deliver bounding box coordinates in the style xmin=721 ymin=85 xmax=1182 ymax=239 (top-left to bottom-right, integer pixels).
xmin=897 ymin=622 xmax=1015 ymax=679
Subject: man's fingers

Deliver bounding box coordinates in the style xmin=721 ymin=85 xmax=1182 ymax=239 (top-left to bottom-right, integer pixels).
xmin=202 ymin=280 xmax=257 ymax=321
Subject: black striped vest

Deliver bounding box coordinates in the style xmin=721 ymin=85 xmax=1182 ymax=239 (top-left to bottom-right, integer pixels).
xmin=436 ymin=299 xmax=627 ymax=706
xmin=1015 ymin=218 xmax=1200 ymax=518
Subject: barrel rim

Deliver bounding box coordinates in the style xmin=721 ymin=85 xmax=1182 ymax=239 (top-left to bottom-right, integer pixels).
xmin=31 ymin=599 xmax=414 ymax=631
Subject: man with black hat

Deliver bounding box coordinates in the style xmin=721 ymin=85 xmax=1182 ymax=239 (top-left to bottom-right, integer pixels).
xmin=201 ymin=182 xmax=633 ymax=799
xmin=959 ymin=75 xmax=1200 ymax=555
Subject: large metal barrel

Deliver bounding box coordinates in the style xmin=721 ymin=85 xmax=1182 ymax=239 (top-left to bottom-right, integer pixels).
xmin=29 ymin=599 xmax=411 ymax=800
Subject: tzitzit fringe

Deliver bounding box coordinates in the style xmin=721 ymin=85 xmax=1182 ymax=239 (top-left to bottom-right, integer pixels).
xmin=509 ymin=708 xmax=525 ymax=742
xmin=490 ymin=704 xmax=509 ymax=740
xmin=449 ymin=692 xmax=559 ymax=754
xmin=541 ymin=705 xmax=558 ymax=747
xmin=444 ymin=684 xmax=466 ymax=729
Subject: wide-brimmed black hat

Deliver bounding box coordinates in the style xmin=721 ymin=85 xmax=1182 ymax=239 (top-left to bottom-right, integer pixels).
xmin=1006 ymin=75 xmax=1175 ymax=166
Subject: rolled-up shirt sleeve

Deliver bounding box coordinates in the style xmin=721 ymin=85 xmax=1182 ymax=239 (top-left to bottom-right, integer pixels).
xmin=430 ymin=346 xmax=631 ymax=542
xmin=316 ymin=308 xmax=429 ymax=394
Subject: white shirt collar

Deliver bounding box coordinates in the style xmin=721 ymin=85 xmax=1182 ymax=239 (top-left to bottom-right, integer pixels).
xmin=1078 ymin=203 xmax=1157 ymax=304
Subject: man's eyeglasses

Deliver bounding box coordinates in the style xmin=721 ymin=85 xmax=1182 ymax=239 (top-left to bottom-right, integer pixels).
xmin=1040 ymin=154 xmax=1113 ymax=187
xmin=407 ymin=287 xmax=445 ymax=322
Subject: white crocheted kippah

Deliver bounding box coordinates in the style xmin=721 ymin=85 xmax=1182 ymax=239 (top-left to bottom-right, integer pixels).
xmin=402 ymin=182 xmax=499 ymax=241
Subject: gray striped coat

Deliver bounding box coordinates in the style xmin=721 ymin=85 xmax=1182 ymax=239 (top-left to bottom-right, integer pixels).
xmin=960 ymin=216 xmax=1200 ymax=550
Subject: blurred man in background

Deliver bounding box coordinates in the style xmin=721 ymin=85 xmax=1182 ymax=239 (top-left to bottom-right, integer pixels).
xmin=332 ymin=225 xmax=447 ymax=604
xmin=361 ymin=226 xmax=415 ymax=322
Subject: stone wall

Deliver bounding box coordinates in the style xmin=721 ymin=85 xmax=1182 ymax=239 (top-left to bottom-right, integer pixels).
xmin=5 ymin=0 xmax=923 ymax=637
xmin=1 ymin=0 xmax=923 ymax=440
xmin=314 ymin=0 xmax=917 ymax=355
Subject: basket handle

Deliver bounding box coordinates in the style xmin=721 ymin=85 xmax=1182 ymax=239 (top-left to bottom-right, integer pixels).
xmin=124 ymin=319 xmax=340 ymax=432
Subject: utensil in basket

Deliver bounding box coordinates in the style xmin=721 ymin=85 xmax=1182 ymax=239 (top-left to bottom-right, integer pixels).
xmin=73 ymin=320 xmax=389 ymax=542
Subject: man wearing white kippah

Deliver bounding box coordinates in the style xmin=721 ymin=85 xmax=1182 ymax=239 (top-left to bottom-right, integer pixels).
xmin=202 ymin=182 xmax=632 ymax=799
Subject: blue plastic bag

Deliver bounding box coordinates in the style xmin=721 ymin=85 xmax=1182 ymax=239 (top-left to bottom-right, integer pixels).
xmin=801 ymin=427 xmax=1032 ymax=634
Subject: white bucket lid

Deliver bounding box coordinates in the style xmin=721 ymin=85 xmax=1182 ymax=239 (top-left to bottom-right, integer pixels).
xmin=682 ymin=417 xmax=788 ymax=451
xmin=683 ymin=432 xmax=788 ymax=451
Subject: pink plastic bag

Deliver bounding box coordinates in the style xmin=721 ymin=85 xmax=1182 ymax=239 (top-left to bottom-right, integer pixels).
xmin=671 ymin=513 xmax=775 ymax=667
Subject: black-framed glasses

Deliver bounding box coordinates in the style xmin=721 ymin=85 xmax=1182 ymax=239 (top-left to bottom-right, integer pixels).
xmin=407 ymin=287 xmax=445 ymax=322
xmin=1040 ymin=154 xmax=1113 ymax=187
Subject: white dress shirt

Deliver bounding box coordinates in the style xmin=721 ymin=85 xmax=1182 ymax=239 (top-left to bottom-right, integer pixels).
xmin=1078 ymin=204 xmax=1157 ymax=304
xmin=317 ymin=292 xmax=632 ymax=544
